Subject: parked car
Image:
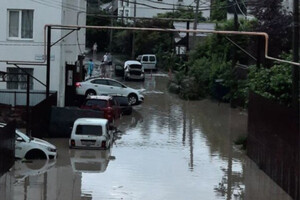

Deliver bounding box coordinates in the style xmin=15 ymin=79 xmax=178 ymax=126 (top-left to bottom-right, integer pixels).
xmin=139 ymin=54 xmax=157 ymax=70
xmin=110 ymin=94 xmax=132 ymax=115
xmin=80 ymin=95 xmax=121 ymax=123
xmin=75 ymin=77 xmax=144 ymax=105
xmin=124 ymin=60 xmax=145 ymax=81
xmin=0 ymin=123 xmax=57 ymax=160
xmin=69 ymin=118 xmax=113 ymax=149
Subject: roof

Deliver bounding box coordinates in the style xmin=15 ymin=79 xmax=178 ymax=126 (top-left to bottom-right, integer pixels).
xmin=125 ymin=60 xmax=141 ymax=65
xmin=74 ymin=118 xmax=108 ymax=125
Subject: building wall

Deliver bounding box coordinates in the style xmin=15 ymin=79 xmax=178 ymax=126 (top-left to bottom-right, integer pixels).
xmin=116 ymin=0 xmax=211 ymax=22
xmin=0 ymin=0 xmax=86 ymax=107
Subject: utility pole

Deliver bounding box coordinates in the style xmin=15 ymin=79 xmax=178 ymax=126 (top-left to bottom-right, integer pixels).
xmin=131 ymin=0 xmax=136 ymax=59
xmin=109 ymin=5 xmax=113 ymax=52
xmin=292 ymin=0 xmax=299 ymax=109
xmin=232 ymin=0 xmax=239 ymax=68
xmin=193 ymin=0 xmax=200 ymax=41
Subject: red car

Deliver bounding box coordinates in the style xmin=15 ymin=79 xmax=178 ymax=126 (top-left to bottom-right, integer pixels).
xmin=80 ymin=95 xmax=121 ymax=123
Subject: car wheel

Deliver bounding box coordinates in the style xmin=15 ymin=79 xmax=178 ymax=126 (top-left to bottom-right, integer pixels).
xmin=85 ymin=89 xmax=96 ymax=97
xmin=128 ymin=93 xmax=138 ymax=105
xmin=25 ymin=149 xmax=47 ymax=160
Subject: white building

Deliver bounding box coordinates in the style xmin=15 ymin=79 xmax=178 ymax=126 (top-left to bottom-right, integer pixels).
xmin=114 ymin=0 xmax=211 ymax=23
xmin=0 ymin=0 xmax=86 ymax=107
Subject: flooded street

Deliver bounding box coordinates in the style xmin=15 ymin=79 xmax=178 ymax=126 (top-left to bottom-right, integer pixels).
xmin=0 ymin=75 xmax=292 ymax=200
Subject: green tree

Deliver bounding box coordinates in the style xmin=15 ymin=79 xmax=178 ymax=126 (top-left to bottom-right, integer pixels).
xmin=157 ymin=6 xmax=206 ymax=21
xmin=211 ymin=0 xmax=227 ymax=21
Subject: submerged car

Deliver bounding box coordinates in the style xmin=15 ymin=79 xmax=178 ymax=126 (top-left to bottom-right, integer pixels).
xmin=69 ymin=118 xmax=113 ymax=149
xmin=124 ymin=60 xmax=145 ymax=81
xmin=81 ymin=95 xmax=121 ymax=123
xmin=75 ymin=77 xmax=144 ymax=105
xmin=0 ymin=122 xmax=57 ymax=159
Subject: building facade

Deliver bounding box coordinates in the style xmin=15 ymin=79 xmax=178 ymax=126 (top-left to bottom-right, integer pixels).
xmin=0 ymin=0 xmax=86 ymax=107
xmin=114 ymin=0 xmax=211 ymax=23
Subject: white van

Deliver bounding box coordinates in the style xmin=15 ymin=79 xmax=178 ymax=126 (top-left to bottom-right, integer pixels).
xmin=69 ymin=118 xmax=112 ymax=149
xmin=138 ymin=54 xmax=157 ymax=70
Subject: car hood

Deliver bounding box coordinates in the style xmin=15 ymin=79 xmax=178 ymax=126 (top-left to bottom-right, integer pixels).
xmin=31 ymin=138 xmax=56 ymax=149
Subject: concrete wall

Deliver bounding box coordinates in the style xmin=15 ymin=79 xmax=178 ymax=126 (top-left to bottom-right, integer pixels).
xmin=0 ymin=0 xmax=86 ymax=107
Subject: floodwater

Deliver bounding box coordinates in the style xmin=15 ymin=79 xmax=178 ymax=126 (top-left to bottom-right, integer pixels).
xmin=0 ymin=74 xmax=293 ymax=200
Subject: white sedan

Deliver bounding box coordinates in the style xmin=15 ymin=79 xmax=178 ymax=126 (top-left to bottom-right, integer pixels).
xmin=15 ymin=129 xmax=57 ymax=160
xmin=0 ymin=123 xmax=57 ymax=160
xmin=75 ymin=78 xmax=144 ymax=105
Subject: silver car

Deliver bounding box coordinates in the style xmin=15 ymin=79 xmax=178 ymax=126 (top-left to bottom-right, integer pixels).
xmin=75 ymin=78 xmax=144 ymax=105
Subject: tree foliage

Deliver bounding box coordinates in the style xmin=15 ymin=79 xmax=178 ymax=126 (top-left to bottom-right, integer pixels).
xmin=86 ymin=11 xmax=111 ymax=51
xmin=249 ymin=0 xmax=293 ymax=57
xmin=156 ymin=6 xmax=206 ymax=21
xmin=210 ymin=0 xmax=227 ymax=21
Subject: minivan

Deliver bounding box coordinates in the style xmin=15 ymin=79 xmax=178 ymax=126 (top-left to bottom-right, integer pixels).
xmin=138 ymin=54 xmax=157 ymax=70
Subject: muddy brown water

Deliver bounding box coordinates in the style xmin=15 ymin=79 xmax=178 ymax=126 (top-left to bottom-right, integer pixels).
xmin=0 ymin=75 xmax=292 ymax=200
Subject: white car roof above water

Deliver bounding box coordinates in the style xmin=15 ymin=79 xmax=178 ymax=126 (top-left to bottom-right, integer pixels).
xmin=125 ymin=60 xmax=141 ymax=65
xmin=74 ymin=118 xmax=108 ymax=126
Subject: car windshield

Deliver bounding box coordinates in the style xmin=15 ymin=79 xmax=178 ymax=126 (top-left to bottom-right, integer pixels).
xmin=84 ymin=99 xmax=107 ymax=108
xmin=114 ymin=96 xmax=129 ymax=106
xmin=16 ymin=130 xmax=31 ymax=142
xmin=75 ymin=125 xmax=103 ymax=136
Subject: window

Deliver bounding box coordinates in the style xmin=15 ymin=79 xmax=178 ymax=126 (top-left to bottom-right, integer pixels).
xmin=75 ymin=125 xmax=103 ymax=136
xmin=8 ymin=10 xmax=33 ymax=39
xmin=149 ymin=56 xmax=156 ymax=62
xmin=142 ymin=56 xmax=149 ymax=62
xmin=7 ymin=68 xmax=33 ymax=90
xmin=91 ymin=79 xmax=108 ymax=85
xmin=108 ymin=80 xmax=123 ymax=88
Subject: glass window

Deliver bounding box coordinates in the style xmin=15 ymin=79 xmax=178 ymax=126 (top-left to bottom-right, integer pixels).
xmin=91 ymin=79 xmax=108 ymax=85
xmin=7 ymin=68 xmax=33 ymax=90
xmin=149 ymin=56 xmax=156 ymax=62
xmin=114 ymin=96 xmax=128 ymax=106
xmin=84 ymin=99 xmax=108 ymax=108
xmin=8 ymin=10 xmax=33 ymax=39
xmin=75 ymin=125 xmax=103 ymax=136
xmin=108 ymin=80 xmax=123 ymax=87
xmin=142 ymin=56 xmax=148 ymax=62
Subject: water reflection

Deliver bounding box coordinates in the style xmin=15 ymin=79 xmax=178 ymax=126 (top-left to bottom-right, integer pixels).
xmin=0 ymin=75 xmax=293 ymax=200
xmin=69 ymin=149 xmax=112 ymax=173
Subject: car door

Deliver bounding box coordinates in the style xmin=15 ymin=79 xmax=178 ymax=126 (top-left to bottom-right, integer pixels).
xmin=90 ymin=79 xmax=110 ymax=95
xmin=107 ymin=80 xmax=127 ymax=96
xmin=109 ymin=99 xmax=120 ymax=118
xmin=15 ymin=133 xmax=31 ymax=158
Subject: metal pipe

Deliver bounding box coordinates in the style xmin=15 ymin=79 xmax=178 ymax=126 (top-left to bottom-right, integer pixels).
xmin=1 ymin=24 xmax=299 ymax=66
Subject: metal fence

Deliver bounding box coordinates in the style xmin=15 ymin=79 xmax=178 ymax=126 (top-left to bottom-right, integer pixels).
xmin=0 ymin=90 xmax=55 ymax=107
xmin=247 ymin=91 xmax=299 ymax=200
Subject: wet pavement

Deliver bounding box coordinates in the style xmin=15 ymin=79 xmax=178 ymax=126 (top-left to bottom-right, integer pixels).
xmin=0 ymin=74 xmax=293 ymax=200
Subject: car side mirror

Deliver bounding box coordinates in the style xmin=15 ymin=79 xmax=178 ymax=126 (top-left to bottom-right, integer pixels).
xmin=16 ymin=137 xmax=23 ymax=142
